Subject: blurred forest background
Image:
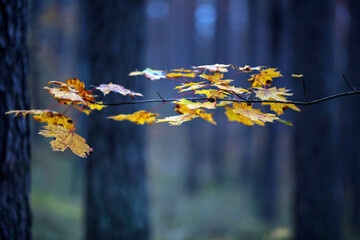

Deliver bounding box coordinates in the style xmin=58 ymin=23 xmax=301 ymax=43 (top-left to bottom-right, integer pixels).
xmin=25 ymin=0 xmax=359 ymax=239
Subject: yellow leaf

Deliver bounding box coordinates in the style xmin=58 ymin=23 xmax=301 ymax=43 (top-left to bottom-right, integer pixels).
xmin=174 ymin=103 xmax=216 ymax=125
xmin=193 ymin=63 xmax=231 ymax=72
xmin=95 ymin=83 xmax=143 ymax=97
xmin=38 ymin=125 xmax=92 ymax=158
xmin=73 ymin=105 xmax=92 ymax=115
xmin=225 ymin=102 xmax=278 ymax=126
xmin=156 ymin=114 xmax=198 ymax=126
xmin=214 ymin=84 xmax=249 ymax=95
xmin=173 ymin=99 xmax=216 ymax=109
xmin=253 ymin=87 xmax=293 ymax=101
xmin=199 ymin=72 xmax=224 ymax=83
xmin=166 ymin=72 xmax=196 ymax=78
xmin=88 ymin=102 xmax=107 ymax=111
xmin=44 ymin=86 xmax=85 ymax=104
xmin=171 ymin=68 xmax=196 ymax=73
xmin=248 ymin=68 xmax=282 ymax=88
xmin=262 ymin=102 xmax=301 ymax=115
xmin=291 ymin=74 xmax=304 ymax=77
xmin=108 ymin=110 xmax=159 ymax=125
xmin=6 ymin=109 xmax=74 ymax=130
xmin=174 ymin=82 xmax=206 ymax=92
xmin=195 ymin=89 xmax=229 ymax=99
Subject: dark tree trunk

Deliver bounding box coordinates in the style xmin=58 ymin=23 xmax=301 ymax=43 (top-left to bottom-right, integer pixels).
xmin=291 ymin=1 xmax=343 ymax=239
xmin=84 ymin=1 xmax=149 ymax=239
xmin=345 ymin=0 xmax=360 ymax=237
xmin=0 ymin=0 xmax=31 ymax=239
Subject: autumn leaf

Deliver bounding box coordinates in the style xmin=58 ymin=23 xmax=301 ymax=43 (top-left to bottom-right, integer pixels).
xmin=6 ymin=109 xmax=74 ymax=130
xmin=194 ymin=89 xmax=229 ymax=99
xmin=231 ymin=65 xmax=262 ymax=72
xmin=173 ymin=99 xmax=217 ymax=109
xmin=253 ymin=87 xmax=293 ymax=101
xmin=88 ymin=102 xmax=107 ymax=111
xmin=95 ymin=83 xmax=143 ymax=98
xmin=108 ymin=110 xmax=159 ymax=125
xmin=193 ymin=63 xmax=231 ymax=72
xmin=199 ymin=72 xmax=224 ymax=83
xmin=166 ymin=72 xmax=196 ymax=78
xmin=129 ymin=68 xmax=165 ymax=80
xmin=214 ymin=84 xmax=250 ymax=95
xmin=171 ymin=68 xmax=197 ymax=73
xmin=174 ymin=103 xmax=216 ymax=125
xmin=175 ymin=82 xmax=207 ymax=92
xmin=248 ymin=68 xmax=282 ymax=88
xmin=291 ymin=74 xmax=304 ymax=78
xmin=156 ymin=114 xmax=199 ymax=126
xmin=38 ymin=125 xmax=92 ymax=158
xmin=45 ymin=78 xmax=95 ymax=105
xmin=262 ymin=102 xmax=301 ymax=115
xmin=225 ymin=102 xmax=278 ymax=126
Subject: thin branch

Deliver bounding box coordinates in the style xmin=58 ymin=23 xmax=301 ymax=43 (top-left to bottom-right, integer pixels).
xmin=342 ymin=74 xmax=356 ymax=92
xmin=103 ymin=90 xmax=360 ymax=106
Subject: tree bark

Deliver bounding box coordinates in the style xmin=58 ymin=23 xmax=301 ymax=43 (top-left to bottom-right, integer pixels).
xmin=84 ymin=1 xmax=149 ymax=239
xmin=0 ymin=0 xmax=31 ymax=239
xmin=291 ymin=1 xmax=343 ymax=239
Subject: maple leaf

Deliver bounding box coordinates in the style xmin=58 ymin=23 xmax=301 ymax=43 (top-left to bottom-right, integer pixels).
xmin=214 ymin=84 xmax=249 ymax=95
xmin=129 ymin=68 xmax=165 ymax=80
xmin=248 ymin=68 xmax=282 ymax=88
xmin=166 ymin=72 xmax=196 ymax=78
xmin=199 ymin=72 xmax=225 ymax=83
xmin=88 ymin=102 xmax=107 ymax=111
xmin=95 ymin=83 xmax=143 ymax=98
xmin=225 ymin=102 xmax=278 ymax=126
xmin=175 ymin=82 xmax=206 ymax=92
xmin=38 ymin=125 xmax=92 ymax=158
xmin=253 ymin=87 xmax=293 ymax=101
xmin=45 ymin=78 xmax=95 ymax=106
xmin=262 ymin=102 xmax=301 ymax=115
xmin=173 ymin=99 xmax=216 ymax=109
xmin=108 ymin=110 xmax=159 ymax=125
xmin=156 ymin=114 xmax=199 ymax=126
xmin=174 ymin=103 xmax=216 ymax=125
xmin=6 ymin=109 xmax=74 ymax=130
xmin=194 ymin=89 xmax=229 ymax=99
xmin=193 ymin=63 xmax=231 ymax=72
xmin=231 ymin=65 xmax=262 ymax=72
xmin=171 ymin=68 xmax=197 ymax=73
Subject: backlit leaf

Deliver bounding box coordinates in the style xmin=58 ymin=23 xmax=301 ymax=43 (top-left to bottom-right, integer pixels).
xmin=95 ymin=83 xmax=143 ymax=98
xmin=39 ymin=125 xmax=92 ymax=158
xmin=248 ymin=68 xmax=282 ymax=88
xmin=108 ymin=110 xmax=159 ymax=125
xmin=129 ymin=68 xmax=166 ymax=80
xmin=193 ymin=63 xmax=231 ymax=72
xmin=173 ymin=99 xmax=216 ymax=109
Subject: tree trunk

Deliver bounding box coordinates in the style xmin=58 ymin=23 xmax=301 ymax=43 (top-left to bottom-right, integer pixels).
xmin=0 ymin=0 xmax=31 ymax=239
xmin=291 ymin=1 xmax=343 ymax=239
xmin=84 ymin=1 xmax=149 ymax=239
xmin=344 ymin=0 xmax=360 ymax=237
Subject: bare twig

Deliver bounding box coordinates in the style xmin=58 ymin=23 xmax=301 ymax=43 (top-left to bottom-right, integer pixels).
xmin=342 ymin=74 xmax=356 ymax=92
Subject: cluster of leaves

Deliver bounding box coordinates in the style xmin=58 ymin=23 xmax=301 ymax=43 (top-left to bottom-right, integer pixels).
xmin=6 ymin=64 xmax=301 ymax=158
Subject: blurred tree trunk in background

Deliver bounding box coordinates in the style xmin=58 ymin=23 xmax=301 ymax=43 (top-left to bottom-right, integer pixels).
xmin=246 ymin=0 xmax=280 ymax=224
xmin=344 ymin=0 xmax=360 ymax=237
xmin=84 ymin=1 xmax=149 ymax=239
xmin=208 ymin=0 xmax=229 ymax=184
xmin=291 ymin=1 xmax=343 ymax=239
xmin=0 ymin=0 xmax=31 ymax=239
